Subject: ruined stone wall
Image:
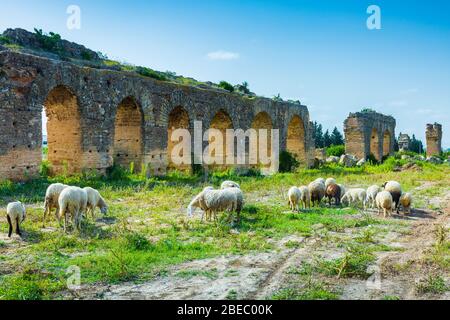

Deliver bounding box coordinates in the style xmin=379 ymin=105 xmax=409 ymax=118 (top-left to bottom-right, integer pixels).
xmin=0 ymin=50 xmax=315 ymax=180
xmin=426 ymin=123 xmax=442 ymax=157
xmin=344 ymin=111 xmax=396 ymax=161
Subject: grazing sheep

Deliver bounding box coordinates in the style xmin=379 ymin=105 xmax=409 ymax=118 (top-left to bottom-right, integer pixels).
xmin=308 ymin=181 xmax=326 ymax=207
xmin=288 ymin=187 xmax=301 ymax=212
xmin=58 ymin=187 xmax=88 ymax=232
xmin=376 ymin=191 xmax=394 ymax=218
xmin=325 ymin=178 xmax=337 ymax=189
xmin=399 ymin=192 xmax=412 ymax=214
xmin=314 ymin=178 xmax=326 ymax=185
xmin=338 ymin=184 xmax=346 ymax=198
xmin=43 ymin=183 xmax=68 ymax=227
xmin=298 ymin=186 xmax=311 ymax=209
xmin=188 ymin=187 xmax=238 ymax=222
xmin=382 ymin=181 xmax=402 ymax=213
xmin=326 ymin=184 xmax=341 ymax=206
xmin=83 ymin=187 xmax=108 ymax=218
xmin=6 ymin=202 xmax=26 ymax=238
xmin=366 ymin=185 xmax=382 ymax=209
xmin=226 ymin=187 xmax=244 ymax=220
xmin=341 ymin=188 xmax=367 ymax=209
xmin=220 ymin=180 xmax=240 ymax=189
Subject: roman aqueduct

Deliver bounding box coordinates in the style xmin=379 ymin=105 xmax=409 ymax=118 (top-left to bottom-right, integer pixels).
xmin=0 ymin=49 xmax=315 ymax=180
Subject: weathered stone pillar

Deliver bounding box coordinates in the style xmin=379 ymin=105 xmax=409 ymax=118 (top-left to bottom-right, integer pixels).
xmin=426 ymin=123 xmax=442 ymax=157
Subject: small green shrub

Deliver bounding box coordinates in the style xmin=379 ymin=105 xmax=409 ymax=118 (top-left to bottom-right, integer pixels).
xmin=125 ymin=232 xmax=152 ymax=251
xmin=218 ymin=81 xmax=234 ymax=92
xmin=135 ymin=66 xmax=167 ymax=81
xmin=34 ymin=29 xmax=62 ymax=53
xmin=0 ymin=35 xmax=12 ymax=45
xmin=326 ymin=145 xmax=345 ymax=157
xmin=279 ymin=151 xmax=299 ymax=173
xmin=81 ymin=51 xmax=93 ymax=60
xmin=39 ymin=161 xmax=51 ymax=178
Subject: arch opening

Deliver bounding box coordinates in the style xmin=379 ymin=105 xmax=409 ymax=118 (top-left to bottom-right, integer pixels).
xmin=251 ymin=112 xmax=273 ymax=169
xmin=43 ymin=85 xmax=82 ymax=175
xmin=113 ymin=97 xmax=143 ymax=169
xmin=167 ymin=106 xmax=190 ymax=171
xmin=208 ymin=110 xmax=234 ymax=167
xmin=286 ymin=115 xmax=306 ymax=163
xmin=383 ymin=130 xmax=391 ymax=158
xmin=370 ymin=128 xmax=380 ymax=161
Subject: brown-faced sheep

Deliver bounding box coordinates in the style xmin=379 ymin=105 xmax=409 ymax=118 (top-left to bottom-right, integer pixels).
xmin=326 ymin=184 xmax=341 ymax=206
xmin=399 ymin=192 xmax=412 ymax=214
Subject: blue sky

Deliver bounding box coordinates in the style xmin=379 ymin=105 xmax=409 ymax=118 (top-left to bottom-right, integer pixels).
xmin=2 ymin=0 xmax=449 ymax=148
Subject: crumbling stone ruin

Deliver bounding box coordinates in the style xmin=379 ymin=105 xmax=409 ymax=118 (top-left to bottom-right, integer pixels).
xmin=398 ymin=133 xmax=411 ymax=151
xmin=344 ymin=111 xmax=396 ymax=161
xmin=0 ymin=29 xmax=315 ymax=181
xmin=426 ymin=123 xmax=442 ymax=157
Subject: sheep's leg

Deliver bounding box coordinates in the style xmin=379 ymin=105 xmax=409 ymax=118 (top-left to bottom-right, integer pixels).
xmin=43 ymin=201 xmax=48 ymax=228
xmin=7 ymin=215 xmax=13 ymax=238
xmin=16 ymin=216 xmax=21 ymax=236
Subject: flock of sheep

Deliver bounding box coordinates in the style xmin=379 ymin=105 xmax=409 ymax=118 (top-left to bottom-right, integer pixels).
xmin=288 ymin=178 xmax=412 ymax=217
xmin=5 ymin=184 xmax=107 ymax=237
xmin=4 ymin=177 xmax=412 ymax=238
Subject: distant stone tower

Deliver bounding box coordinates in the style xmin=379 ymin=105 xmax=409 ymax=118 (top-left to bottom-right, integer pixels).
xmin=398 ymin=133 xmax=411 ymax=151
xmin=426 ymin=123 xmax=442 ymax=157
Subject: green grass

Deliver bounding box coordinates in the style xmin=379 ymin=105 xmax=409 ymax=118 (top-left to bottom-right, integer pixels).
xmin=271 ymin=280 xmax=339 ymax=300
xmin=416 ymin=275 xmax=448 ymax=294
xmin=0 ymin=162 xmax=448 ymax=299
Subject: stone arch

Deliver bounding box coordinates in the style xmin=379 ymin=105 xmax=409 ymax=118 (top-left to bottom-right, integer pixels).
xmin=383 ymin=130 xmax=391 ymax=158
xmin=208 ymin=109 xmax=234 ymax=167
xmin=113 ymin=97 xmax=144 ymax=168
xmin=251 ymin=112 xmax=273 ymax=168
xmin=370 ymin=128 xmax=380 ymax=161
xmin=43 ymin=85 xmax=83 ymax=175
xmin=286 ymin=115 xmax=306 ymax=162
xmin=167 ymin=106 xmax=191 ymax=170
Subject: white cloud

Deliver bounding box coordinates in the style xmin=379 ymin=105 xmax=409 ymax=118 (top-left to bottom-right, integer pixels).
xmin=206 ymin=50 xmax=239 ymax=61
xmin=388 ymin=100 xmax=408 ymax=107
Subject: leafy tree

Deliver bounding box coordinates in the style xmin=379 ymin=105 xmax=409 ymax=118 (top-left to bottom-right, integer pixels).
xmin=218 ymin=81 xmax=234 ymax=92
xmin=323 ymin=130 xmax=332 ymax=148
xmin=312 ymin=122 xmax=324 ymax=148
xmin=330 ymin=127 xmax=344 ymax=146
xmin=326 ymin=145 xmax=345 ymax=157
xmin=410 ymin=134 xmax=424 ymax=154
xmin=272 ymin=93 xmax=283 ymax=102
xmin=235 ymin=81 xmax=251 ymax=94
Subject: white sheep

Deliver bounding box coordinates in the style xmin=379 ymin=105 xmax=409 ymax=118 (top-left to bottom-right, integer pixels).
xmin=341 ymin=188 xmax=367 ymax=209
xmin=366 ymin=185 xmax=381 ymax=209
xmin=83 ymin=187 xmax=108 ymax=219
xmin=298 ymin=186 xmax=311 ymax=209
xmin=399 ymin=192 xmax=412 ymax=214
xmin=308 ymin=180 xmax=326 ymax=207
xmin=6 ymin=201 xmax=26 ymax=238
xmin=43 ymin=183 xmax=68 ymax=227
xmin=220 ymin=180 xmax=240 ymax=189
xmin=314 ymin=178 xmax=326 ymax=185
xmin=58 ymin=187 xmax=88 ymax=232
xmin=338 ymin=184 xmax=346 ymax=198
xmin=187 ymin=188 xmax=237 ymax=222
xmin=325 ymin=178 xmax=337 ymax=189
xmin=376 ymin=191 xmax=393 ymax=218
xmin=382 ymin=181 xmax=402 ymax=213
xmin=288 ymin=187 xmax=301 ymax=212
